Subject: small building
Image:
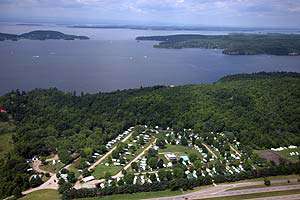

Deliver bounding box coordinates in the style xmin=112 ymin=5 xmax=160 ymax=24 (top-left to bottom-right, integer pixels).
xmin=180 ymin=155 xmax=189 ymax=162
xmin=165 ymin=153 xmax=177 ymax=160
xmin=82 ymin=176 xmax=95 ymax=183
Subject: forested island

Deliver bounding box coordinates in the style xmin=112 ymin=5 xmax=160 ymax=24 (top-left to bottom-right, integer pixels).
xmin=0 ymin=72 xmax=299 ymax=199
xmin=0 ymin=30 xmax=89 ymax=41
xmin=136 ymin=34 xmax=300 ymax=56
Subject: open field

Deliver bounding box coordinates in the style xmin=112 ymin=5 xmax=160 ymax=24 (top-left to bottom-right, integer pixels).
xmin=159 ymin=144 xmax=202 ymax=157
xmin=40 ymin=162 xmax=64 ymax=174
xmin=78 ymin=190 xmax=185 ymax=200
xmin=20 ymin=189 xmax=60 ymax=200
xmin=92 ymin=164 xmax=122 ymax=179
xmin=0 ymin=122 xmax=15 ymax=158
xmin=201 ymin=189 xmax=300 ymax=200
xmin=0 ymin=133 xmax=13 ymax=158
xmin=68 ymin=164 xmax=81 ymax=179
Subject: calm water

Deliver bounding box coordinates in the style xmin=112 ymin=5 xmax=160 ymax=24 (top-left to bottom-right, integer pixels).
xmin=0 ymin=23 xmax=299 ymax=94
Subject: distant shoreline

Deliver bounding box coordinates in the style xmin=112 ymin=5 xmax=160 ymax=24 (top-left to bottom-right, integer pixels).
xmin=136 ymin=34 xmax=300 ymax=56
xmin=0 ymin=30 xmax=89 ymax=41
xmin=69 ymin=25 xmax=300 ymax=32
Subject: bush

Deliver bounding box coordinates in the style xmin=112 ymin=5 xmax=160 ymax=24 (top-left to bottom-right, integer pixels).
xmin=61 ymin=168 xmax=69 ymax=174
xmin=264 ymin=178 xmax=271 ymax=186
xmin=82 ymin=169 xmax=91 ymax=178
xmin=67 ymin=172 xmax=77 ymax=183
xmin=29 ymin=175 xmax=43 ymax=188
xmin=59 ymin=182 xmax=73 ymax=194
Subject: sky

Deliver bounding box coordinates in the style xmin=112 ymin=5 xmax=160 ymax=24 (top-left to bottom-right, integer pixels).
xmin=0 ymin=0 xmax=300 ymax=27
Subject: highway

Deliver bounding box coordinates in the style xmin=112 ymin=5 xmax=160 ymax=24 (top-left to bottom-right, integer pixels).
xmin=146 ymin=181 xmax=300 ymax=200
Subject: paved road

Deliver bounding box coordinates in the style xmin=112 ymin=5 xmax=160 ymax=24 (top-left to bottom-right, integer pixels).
xmin=88 ymin=132 xmax=133 ymax=171
xmin=247 ymin=194 xmax=300 ymax=200
xmin=146 ymin=182 xmax=300 ymax=200
xmin=199 ymin=184 xmax=300 ymax=199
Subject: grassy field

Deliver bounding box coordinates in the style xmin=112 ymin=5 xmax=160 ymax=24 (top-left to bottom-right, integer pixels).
xmin=229 ymin=181 xmax=300 ymax=191
xmin=277 ymin=148 xmax=300 ymax=163
xmin=0 ymin=132 xmax=13 ymax=158
xmin=40 ymin=162 xmax=64 ymax=173
xmin=201 ymin=189 xmax=300 ymax=200
xmin=78 ymin=189 xmax=185 ymax=200
xmin=20 ymin=189 xmax=60 ymax=200
xmin=68 ymin=164 xmax=81 ymax=178
xmin=0 ymin=122 xmax=15 ymax=158
xmin=92 ymin=164 xmax=122 ymax=179
xmin=159 ymin=144 xmax=202 ymax=157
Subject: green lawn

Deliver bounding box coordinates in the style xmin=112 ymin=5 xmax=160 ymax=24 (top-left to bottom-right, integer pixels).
xmin=40 ymin=162 xmax=64 ymax=173
xmin=159 ymin=144 xmax=202 ymax=157
xmin=92 ymin=164 xmax=122 ymax=179
xmin=68 ymin=164 xmax=81 ymax=178
xmin=78 ymin=189 xmax=185 ymax=200
xmin=277 ymin=147 xmax=300 ymax=163
xmin=201 ymin=189 xmax=300 ymax=200
xmin=0 ymin=122 xmax=15 ymax=158
xmin=0 ymin=133 xmax=13 ymax=158
xmin=20 ymin=189 xmax=60 ymax=200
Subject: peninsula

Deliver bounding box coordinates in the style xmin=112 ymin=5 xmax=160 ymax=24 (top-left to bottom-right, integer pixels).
xmin=136 ymin=33 xmax=300 ymax=56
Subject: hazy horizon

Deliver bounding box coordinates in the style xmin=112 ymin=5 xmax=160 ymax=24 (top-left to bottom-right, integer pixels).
xmin=1 ymin=0 xmax=300 ymax=28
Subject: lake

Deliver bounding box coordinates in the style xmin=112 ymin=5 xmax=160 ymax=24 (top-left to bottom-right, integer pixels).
xmin=0 ymin=23 xmax=299 ymax=95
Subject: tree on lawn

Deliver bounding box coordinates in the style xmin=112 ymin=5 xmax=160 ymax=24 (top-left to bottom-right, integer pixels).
xmin=157 ymin=159 xmax=165 ymax=168
xmin=123 ymin=172 xmax=134 ymax=184
xmin=148 ymin=157 xmax=158 ymax=169
xmin=131 ymin=162 xmax=139 ymax=171
xmin=173 ymin=167 xmax=185 ymax=179
xmin=181 ymin=137 xmax=188 ymax=146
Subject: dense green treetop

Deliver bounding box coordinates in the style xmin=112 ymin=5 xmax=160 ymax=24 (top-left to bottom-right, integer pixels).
xmin=1 ymin=71 xmax=299 ymax=157
xmin=0 ymin=30 xmax=89 ymax=41
xmin=136 ymin=34 xmax=300 ymax=55
xmin=0 ymin=71 xmax=299 ymax=199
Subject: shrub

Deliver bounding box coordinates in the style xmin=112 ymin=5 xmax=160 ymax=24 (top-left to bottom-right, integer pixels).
xmin=264 ymin=178 xmax=271 ymax=186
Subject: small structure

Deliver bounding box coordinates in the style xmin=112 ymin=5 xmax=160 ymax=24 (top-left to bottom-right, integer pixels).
xmin=180 ymin=155 xmax=189 ymax=162
xmin=0 ymin=106 xmax=7 ymax=113
xmin=165 ymin=153 xmax=177 ymax=160
xmin=82 ymin=176 xmax=95 ymax=183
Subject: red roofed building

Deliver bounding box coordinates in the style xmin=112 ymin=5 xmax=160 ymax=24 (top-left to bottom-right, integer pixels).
xmin=0 ymin=106 xmax=7 ymax=113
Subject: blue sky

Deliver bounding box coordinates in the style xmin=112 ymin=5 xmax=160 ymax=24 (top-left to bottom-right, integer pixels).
xmin=1 ymin=0 xmax=300 ymax=27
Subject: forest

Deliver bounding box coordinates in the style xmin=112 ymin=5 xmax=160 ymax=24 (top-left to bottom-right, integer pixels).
xmin=0 ymin=30 xmax=89 ymax=41
xmin=136 ymin=34 xmax=300 ymax=55
xmin=0 ymin=72 xmax=299 ymax=198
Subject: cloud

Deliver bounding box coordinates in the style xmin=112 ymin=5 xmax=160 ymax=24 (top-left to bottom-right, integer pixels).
xmin=0 ymin=0 xmax=300 ymax=27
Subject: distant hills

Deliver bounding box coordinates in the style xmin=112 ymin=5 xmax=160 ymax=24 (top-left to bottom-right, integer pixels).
xmin=136 ymin=33 xmax=300 ymax=56
xmin=0 ymin=30 xmax=89 ymax=41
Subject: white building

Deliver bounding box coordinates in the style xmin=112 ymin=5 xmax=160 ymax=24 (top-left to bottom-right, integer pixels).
xmin=82 ymin=176 xmax=95 ymax=183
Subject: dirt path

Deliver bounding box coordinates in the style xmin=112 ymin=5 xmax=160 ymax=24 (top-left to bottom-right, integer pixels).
xmin=88 ymin=132 xmax=133 ymax=171
xmin=32 ymin=160 xmax=54 ymax=176
xmin=202 ymin=143 xmax=218 ymax=158
xmin=112 ymin=138 xmax=157 ymax=179
xmin=22 ymin=159 xmax=76 ymax=195
xmin=230 ymin=145 xmax=242 ymax=157
xmin=22 ymin=173 xmax=59 ymax=195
